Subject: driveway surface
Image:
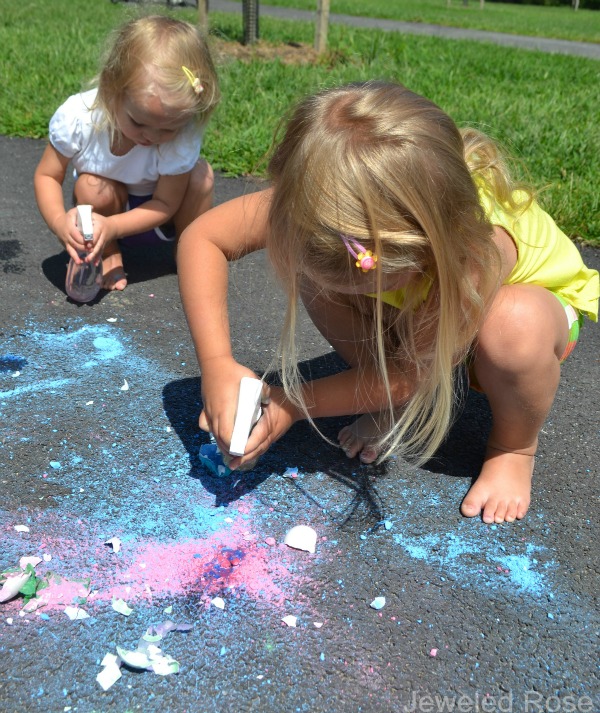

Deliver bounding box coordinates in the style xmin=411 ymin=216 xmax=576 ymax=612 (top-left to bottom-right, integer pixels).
xmin=210 ymin=0 xmax=600 ymax=59
xmin=0 ymin=132 xmax=598 ymax=713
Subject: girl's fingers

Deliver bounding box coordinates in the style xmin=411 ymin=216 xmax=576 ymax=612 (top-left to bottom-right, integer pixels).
xmin=261 ymin=383 xmax=271 ymax=405
xmin=198 ymin=410 xmax=210 ymax=432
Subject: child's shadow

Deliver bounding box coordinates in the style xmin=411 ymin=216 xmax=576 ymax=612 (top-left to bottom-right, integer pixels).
xmin=422 ymin=385 xmax=492 ymax=481
xmin=161 ymin=352 xmax=386 ymax=514
xmin=162 ymin=357 xmax=492 ymax=512
xmin=41 ymin=243 xmax=176 ymax=303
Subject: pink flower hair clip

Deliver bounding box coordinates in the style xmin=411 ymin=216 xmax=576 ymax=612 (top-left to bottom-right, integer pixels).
xmin=182 ymin=65 xmax=204 ymax=95
xmin=341 ymin=234 xmax=378 ymax=273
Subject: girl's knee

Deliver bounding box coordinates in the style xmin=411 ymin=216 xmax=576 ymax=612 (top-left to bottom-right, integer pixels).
xmin=477 ymin=286 xmax=562 ymax=370
xmin=190 ymin=159 xmax=214 ymax=197
xmin=74 ymin=173 xmax=126 ymax=214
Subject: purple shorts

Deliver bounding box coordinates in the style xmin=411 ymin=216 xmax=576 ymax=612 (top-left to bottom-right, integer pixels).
xmin=119 ymin=194 xmax=176 ymax=248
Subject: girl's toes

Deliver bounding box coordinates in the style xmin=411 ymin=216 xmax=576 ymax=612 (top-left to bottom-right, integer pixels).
xmin=481 ymin=497 xmax=500 ymax=524
xmin=103 ymin=270 xmax=127 ymax=291
xmin=493 ymin=501 xmax=508 ymax=524
xmin=359 ymin=446 xmax=379 ymax=464
xmin=460 ymin=492 xmax=482 ymax=518
xmin=504 ymin=501 xmax=518 ymax=523
xmin=516 ymin=499 xmax=530 ymax=520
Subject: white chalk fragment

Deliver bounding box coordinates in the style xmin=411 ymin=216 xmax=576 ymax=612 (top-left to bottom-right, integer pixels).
xmin=96 ymin=661 xmax=122 ymax=691
xmin=120 ymin=379 xmax=129 ymax=392
xmin=104 ymin=537 xmax=121 ymax=553
xmin=112 ymin=598 xmax=133 ymax=616
xmin=0 ymin=572 xmax=31 ymax=603
xmin=64 ymin=606 xmax=90 ymax=620
xmin=229 ymin=377 xmax=263 ymax=456
xmin=211 ymin=597 xmax=225 ymax=610
xmin=282 ymin=615 xmax=297 ymax=627
xmin=19 ymin=556 xmax=42 ymax=569
xmin=284 ymin=525 xmax=317 ymax=554
xmin=14 ymin=525 xmax=30 ymax=533
xmin=369 ymin=597 xmax=386 ymax=610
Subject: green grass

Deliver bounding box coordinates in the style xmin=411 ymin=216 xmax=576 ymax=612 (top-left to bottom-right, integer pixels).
xmin=0 ymin=0 xmax=598 ymax=242
xmin=265 ymin=0 xmax=600 ymax=44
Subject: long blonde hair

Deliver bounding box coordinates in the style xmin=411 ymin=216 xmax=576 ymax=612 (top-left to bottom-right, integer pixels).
xmin=267 ymin=81 xmax=528 ymax=464
xmin=93 ymin=15 xmax=220 ymax=138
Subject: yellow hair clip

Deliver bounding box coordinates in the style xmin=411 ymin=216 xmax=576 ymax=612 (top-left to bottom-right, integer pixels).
xmin=182 ymin=65 xmax=204 ymax=95
xmin=341 ymin=234 xmax=378 ymax=272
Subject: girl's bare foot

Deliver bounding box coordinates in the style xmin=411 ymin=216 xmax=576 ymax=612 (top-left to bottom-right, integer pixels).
xmin=338 ymin=413 xmax=385 ymax=464
xmin=102 ymin=244 xmax=127 ymax=291
xmin=461 ymin=445 xmax=534 ymax=524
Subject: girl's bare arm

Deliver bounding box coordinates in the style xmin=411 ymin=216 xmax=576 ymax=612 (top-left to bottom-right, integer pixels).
xmin=177 ymin=189 xmax=273 ymax=454
xmin=34 ymin=144 xmax=85 ymax=261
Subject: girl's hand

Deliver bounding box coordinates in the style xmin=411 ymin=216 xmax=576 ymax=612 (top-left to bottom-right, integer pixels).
xmin=83 ymin=213 xmax=119 ymax=263
xmin=52 ymin=208 xmax=89 ymax=263
xmin=54 ymin=209 xmax=115 ymax=265
xmin=198 ymin=357 xmax=265 ymax=456
xmin=226 ymin=385 xmax=302 ymax=471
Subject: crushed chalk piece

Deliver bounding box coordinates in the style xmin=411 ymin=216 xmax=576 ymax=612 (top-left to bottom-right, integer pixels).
xmin=104 ymin=537 xmax=121 ymax=553
xmin=14 ymin=525 xmax=30 ymax=533
xmin=211 ymin=597 xmax=225 ymax=610
xmin=112 ymin=598 xmax=133 ymax=616
xmin=429 ymin=648 xmax=439 ymax=657
xmin=49 ymin=461 xmax=61 ymax=469
xmin=282 ymin=615 xmax=297 ymax=627
xmin=370 ymin=597 xmax=386 ymax=610
xmin=0 ymin=571 xmax=32 ymax=603
xmin=120 ymin=379 xmax=129 ymax=392
xmin=64 ymin=606 xmax=90 ymax=621
xmin=284 ymin=525 xmax=317 ymax=554
xmin=97 ymin=660 xmax=122 ymax=691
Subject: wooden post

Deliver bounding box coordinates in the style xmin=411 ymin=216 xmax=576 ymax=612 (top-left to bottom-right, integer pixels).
xmin=243 ymin=0 xmax=259 ymax=45
xmin=314 ymin=0 xmax=330 ymax=55
xmin=197 ymin=0 xmax=209 ymax=33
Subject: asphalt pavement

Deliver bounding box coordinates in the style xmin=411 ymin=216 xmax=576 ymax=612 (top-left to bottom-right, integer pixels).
xmin=209 ymin=0 xmax=600 ymax=59
xmin=0 ymin=130 xmax=598 ymax=712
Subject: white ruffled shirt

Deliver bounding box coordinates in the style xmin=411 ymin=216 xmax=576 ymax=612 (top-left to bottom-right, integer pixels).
xmin=49 ymin=88 xmax=203 ymax=196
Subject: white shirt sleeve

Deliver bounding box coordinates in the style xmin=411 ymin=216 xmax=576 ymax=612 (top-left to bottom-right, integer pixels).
xmin=48 ymin=90 xmax=97 ymax=159
xmin=156 ymin=123 xmax=203 ymax=176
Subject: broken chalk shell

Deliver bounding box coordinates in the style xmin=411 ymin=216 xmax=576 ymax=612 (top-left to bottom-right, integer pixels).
xmin=369 ymin=596 xmax=386 ymax=610
xmin=284 ymin=525 xmax=317 ymax=554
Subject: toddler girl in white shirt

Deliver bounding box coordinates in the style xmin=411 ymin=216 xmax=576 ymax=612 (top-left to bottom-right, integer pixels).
xmin=34 ymin=14 xmax=220 ymax=296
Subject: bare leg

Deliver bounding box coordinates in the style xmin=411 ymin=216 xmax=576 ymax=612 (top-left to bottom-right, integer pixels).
xmin=461 ymin=284 xmax=570 ymax=523
xmin=74 ymin=173 xmax=128 ymax=291
xmin=299 ymin=283 xmax=400 ymax=462
xmin=174 ymin=160 xmax=214 ymax=240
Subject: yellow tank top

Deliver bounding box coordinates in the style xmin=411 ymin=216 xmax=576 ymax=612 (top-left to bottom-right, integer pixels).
xmin=377 ymin=192 xmax=599 ymax=321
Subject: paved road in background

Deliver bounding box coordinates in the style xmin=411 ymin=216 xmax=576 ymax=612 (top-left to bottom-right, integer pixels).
xmin=211 ymin=0 xmax=600 ymax=59
xmin=0 ymin=131 xmax=598 ymax=711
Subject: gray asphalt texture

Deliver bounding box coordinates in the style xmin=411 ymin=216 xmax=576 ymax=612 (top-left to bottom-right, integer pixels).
xmin=209 ymin=0 xmax=600 ymax=59
xmin=0 ymin=13 xmax=599 ymax=710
